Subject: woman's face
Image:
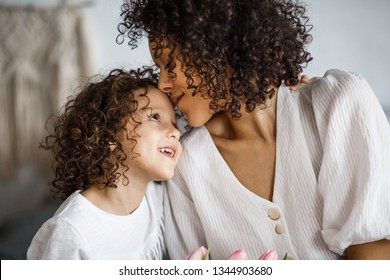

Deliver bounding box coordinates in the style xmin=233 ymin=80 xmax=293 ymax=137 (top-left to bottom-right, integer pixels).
xmin=149 ymin=40 xmax=214 ymax=127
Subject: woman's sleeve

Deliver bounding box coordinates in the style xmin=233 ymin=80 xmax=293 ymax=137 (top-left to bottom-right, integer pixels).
xmin=26 ymin=218 xmax=88 ymax=259
xmin=163 ymin=170 xmax=207 ymax=260
xmin=311 ymin=69 xmax=390 ymax=256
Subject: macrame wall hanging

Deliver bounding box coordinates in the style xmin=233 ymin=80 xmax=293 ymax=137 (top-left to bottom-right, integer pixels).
xmin=0 ymin=3 xmax=95 ymax=179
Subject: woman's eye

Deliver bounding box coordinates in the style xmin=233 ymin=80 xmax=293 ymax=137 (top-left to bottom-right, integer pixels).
xmin=150 ymin=114 xmax=160 ymax=122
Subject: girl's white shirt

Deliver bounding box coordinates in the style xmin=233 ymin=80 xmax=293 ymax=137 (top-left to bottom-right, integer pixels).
xmin=163 ymin=69 xmax=390 ymax=260
xmin=27 ymin=182 xmax=165 ymax=259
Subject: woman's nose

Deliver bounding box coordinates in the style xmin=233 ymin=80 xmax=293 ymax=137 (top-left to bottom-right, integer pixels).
xmin=158 ymin=70 xmax=173 ymax=95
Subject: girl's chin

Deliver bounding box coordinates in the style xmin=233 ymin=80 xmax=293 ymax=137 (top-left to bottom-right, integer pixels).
xmin=156 ymin=172 xmax=175 ymax=182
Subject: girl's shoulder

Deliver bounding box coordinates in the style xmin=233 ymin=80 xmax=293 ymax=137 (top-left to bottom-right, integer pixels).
xmin=52 ymin=190 xmax=86 ymax=217
xmin=29 ymin=192 xmax=88 ymax=245
xmin=47 ymin=190 xmax=100 ymax=230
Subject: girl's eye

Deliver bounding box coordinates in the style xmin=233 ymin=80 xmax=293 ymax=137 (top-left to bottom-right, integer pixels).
xmin=150 ymin=114 xmax=160 ymax=122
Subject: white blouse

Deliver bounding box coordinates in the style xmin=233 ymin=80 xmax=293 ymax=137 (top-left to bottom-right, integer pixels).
xmin=27 ymin=183 xmax=165 ymax=260
xmin=164 ymin=69 xmax=390 ymax=260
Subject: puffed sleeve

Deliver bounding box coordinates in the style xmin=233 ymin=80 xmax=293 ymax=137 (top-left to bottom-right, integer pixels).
xmin=27 ymin=218 xmax=88 ymax=259
xmin=164 ymin=164 xmax=208 ymax=259
xmin=309 ymin=69 xmax=390 ymax=255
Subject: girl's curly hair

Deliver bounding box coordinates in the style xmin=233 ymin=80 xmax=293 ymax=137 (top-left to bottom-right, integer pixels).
xmin=41 ymin=68 xmax=158 ymax=201
xmin=117 ymin=0 xmax=313 ymax=118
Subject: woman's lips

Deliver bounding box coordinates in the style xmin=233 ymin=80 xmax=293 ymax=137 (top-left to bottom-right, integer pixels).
xmin=171 ymin=93 xmax=184 ymax=106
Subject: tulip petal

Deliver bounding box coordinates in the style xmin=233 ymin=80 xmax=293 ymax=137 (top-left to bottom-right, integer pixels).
xmin=186 ymin=246 xmax=208 ymax=260
xmin=258 ymin=249 xmax=278 ymax=260
xmin=226 ymin=249 xmax=249 ymax=260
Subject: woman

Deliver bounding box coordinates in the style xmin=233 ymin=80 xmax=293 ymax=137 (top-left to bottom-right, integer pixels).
xmin=118 ymin=0 xmax=390 ymax=259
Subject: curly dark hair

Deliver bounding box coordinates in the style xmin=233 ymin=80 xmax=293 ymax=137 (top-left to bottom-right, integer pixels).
xmin=41 ymin=68 xmax=158 ymax=201
xmin=117 ymin=0 xmax=313 ymax=118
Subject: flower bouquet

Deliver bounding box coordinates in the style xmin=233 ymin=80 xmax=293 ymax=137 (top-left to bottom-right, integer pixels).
xmin=186 ymin=246 xmax=284 ymax=260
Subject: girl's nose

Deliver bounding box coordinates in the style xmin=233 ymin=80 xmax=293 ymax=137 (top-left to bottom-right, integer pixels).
xmin=169 ymin=125 xmax=181 ymax=141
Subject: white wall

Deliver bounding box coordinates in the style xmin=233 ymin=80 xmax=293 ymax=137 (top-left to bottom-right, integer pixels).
xmin=81 ymin=0 xmax=153 ymax=71
xmin=304 ymin=0 xmax=390 ymax=110
xmin=2 ymin=0 xmax=390 ymax=109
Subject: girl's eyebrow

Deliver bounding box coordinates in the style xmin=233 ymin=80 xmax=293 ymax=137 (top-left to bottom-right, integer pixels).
xmin=141 ymin=106 xmax=165 ymax=112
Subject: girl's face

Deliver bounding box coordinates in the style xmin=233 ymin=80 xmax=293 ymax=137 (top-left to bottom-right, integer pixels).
xmin=122 ymin=86 xmax=182 ymax=182
xmin=149 ymin=40 xmax=214 ymax=127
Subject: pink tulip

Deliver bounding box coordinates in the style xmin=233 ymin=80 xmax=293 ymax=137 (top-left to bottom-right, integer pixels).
xmin=258 ymin=249 xmax=279 ymax=260
xmin=186 ymin=246 xmax=208 ymax=260
xmin=226 ymin=249 xmax=249 ymax=260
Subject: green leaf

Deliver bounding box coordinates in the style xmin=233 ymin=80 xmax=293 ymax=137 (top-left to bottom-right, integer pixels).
xmin=203 ymin=244 xmax=211 ymax=260
xmin=283 ymin=253 xmax=288 ymax=260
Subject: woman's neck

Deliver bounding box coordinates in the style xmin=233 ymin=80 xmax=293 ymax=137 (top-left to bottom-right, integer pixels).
xmin=206 ymin=92 xmax=277 ymax=142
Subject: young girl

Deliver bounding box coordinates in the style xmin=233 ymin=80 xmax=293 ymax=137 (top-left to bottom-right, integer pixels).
xmin=27 ymin=68 xmax=182 ymax=259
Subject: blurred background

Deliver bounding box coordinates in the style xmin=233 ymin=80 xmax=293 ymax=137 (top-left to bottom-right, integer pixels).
xmin=0 ymin=0 xmax=389 ymax=259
